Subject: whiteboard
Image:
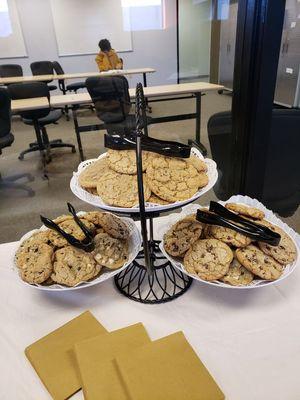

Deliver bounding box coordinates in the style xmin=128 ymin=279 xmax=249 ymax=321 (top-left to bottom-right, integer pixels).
xmin=0 ymin=0 xmax=27 ymax=58
xmin=50 ymin=0 xmax=132 ymax=56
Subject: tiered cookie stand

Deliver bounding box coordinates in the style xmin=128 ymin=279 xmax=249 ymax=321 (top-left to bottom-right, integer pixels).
xmin=70 ymin=84 xmax=218 ymax=304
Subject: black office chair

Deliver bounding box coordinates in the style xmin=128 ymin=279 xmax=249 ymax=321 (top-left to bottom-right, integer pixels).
xmin=52 ymin=61 xmax=86 ymax=93
xmin=0 ymin=88 xmax=34 ymax=196
xmin=207 ymin=110 xmax=300 ymax=216
xmin=0 ymin=64 xmax=23 ymax=79
xmin=86 ymin=76 xmax=152 ymax=135
xmin=30 ymin=61 xmax=57 ymax=91
xmin=8 ymin=82 xmax=75 ymax=168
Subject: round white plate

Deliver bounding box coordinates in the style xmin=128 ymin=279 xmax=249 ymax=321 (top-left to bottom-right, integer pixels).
xmin=14 ymin=212 xmax=142 ymax=291
xmin=70 ymin=148 xmax=218 ymax=214
xmin=158 ymin=197 xmax=300 ymax=289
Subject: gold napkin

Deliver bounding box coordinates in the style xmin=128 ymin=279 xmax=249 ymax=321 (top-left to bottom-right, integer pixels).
xmin=74 ymin=323 xmax=150 ymax=400
xmin=25 ymin=311 xmax=107 ymax=400
xmin=116 ymin=331 xmax=225 ymax=400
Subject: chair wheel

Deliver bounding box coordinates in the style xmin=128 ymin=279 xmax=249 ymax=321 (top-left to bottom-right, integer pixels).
xmin=71 ymin=147 xmax=76 ymax=153
xmin=18 ymin=155 xmax=24 ymax=161
xmin=218 ymin=90 xmax=224 ymax=95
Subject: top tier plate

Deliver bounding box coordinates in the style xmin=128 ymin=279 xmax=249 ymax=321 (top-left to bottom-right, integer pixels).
xmin=70 ymin=147 xmax=218 ymax=214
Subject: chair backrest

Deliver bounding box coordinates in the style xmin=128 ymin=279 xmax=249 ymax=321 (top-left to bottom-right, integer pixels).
xmin=52 ymin=61 xmax=64 ymax=75
xmin=0 ymin=64 xmax=23 ymax=78
xmin=85 ymin=76 xmax=131 ymax=123
xmin=207 ymin=109 xmax=300 ymax=215
xmin=8 ymin=82 xmax=50 ymax=120
xmin=52 ymin=61 xmax=65 ymax=90
xmin=0 ymin=88 xmax=11 ymax=138
xmin=30 ymin=61 xmax=54 ymax=83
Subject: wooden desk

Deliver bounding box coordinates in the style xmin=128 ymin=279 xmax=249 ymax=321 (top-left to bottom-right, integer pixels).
xmin=0 ymin=68 xmax=155 ymax=85
xmin=11 ymin=82 xmax=224 ymax=160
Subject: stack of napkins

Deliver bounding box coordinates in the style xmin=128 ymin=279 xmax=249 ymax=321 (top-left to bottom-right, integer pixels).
xmin=25 ymin=311 xmax=225 ymax=400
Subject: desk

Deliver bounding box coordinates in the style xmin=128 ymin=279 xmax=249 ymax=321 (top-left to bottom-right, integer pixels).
xmin=0 ymin=67 xmax=155 ymax=85
xmin=11 ymin=82 xmax=224 ymax=160
xmin=1 ymin=214 xmax=300 ymax=400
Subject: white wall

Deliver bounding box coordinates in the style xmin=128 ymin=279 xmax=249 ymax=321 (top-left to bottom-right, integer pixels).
xmin=2 ymin=0 xmax=177 ymax=87
xmin=179 ymin=0 xmax=211 ymax=80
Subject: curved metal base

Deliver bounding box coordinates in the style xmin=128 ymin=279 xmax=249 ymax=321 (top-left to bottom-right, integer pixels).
xmin=114 ymin=240 xmax=192 ymax=304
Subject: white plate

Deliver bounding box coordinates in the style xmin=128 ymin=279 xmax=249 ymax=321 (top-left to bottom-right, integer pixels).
xmin=159 ymin=196 xmax=300 ymax=289
xmin=70 ymin=148 xmax=218 ymax=213
xmin=14 ymin=212 xmax=142 ymax=291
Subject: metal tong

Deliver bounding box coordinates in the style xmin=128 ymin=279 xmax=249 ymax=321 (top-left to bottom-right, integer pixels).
xmin=196 ymin=201 xmax=281 ymax=246
xmin=104 ymin=132 xmax=192 ymax=158
xmin=40 ymin=203 xmax=95 ymax=252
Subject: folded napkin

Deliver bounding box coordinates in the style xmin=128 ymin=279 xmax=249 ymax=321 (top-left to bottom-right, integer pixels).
xmin=74 ymin=322 xmax=150 ymax=400
xmin=116 ymin=331 xmax=225 ymax=400
xmin=25 ymin=311 xmax=107 ymax=400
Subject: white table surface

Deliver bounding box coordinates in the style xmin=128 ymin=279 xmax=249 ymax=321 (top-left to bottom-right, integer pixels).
xmin=1 ymin=215 xmax=300 ymax=400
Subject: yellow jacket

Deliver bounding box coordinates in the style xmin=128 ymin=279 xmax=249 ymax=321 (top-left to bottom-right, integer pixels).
xmin=95 ymin=49 xmax=123 ymax=72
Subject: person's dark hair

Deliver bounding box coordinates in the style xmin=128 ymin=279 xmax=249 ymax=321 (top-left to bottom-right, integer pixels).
xmin=98 ymin=39 xmax=112 ymax=52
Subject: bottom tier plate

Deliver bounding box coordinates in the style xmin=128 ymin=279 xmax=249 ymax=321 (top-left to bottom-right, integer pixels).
xmin=159 ymin=195 xmax=300 ymax=289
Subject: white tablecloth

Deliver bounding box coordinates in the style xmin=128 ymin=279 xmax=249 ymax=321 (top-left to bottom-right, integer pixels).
xmin=1 ymin=216 xmax=300 ymax=400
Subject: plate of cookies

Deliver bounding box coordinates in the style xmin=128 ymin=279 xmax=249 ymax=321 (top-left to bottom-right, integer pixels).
xmin=14 ymin=211 xmax=142 ymax=291
xmin=159 ymin=196 xmax=299 ymax=289
xmin=70 ymin=147 xmax=218 ymax=213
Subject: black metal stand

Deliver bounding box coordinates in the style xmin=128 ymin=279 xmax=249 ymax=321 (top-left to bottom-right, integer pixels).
xmin=113 ymin=84 xmax=193 ymax=304
xmin=114 ymin=216 xmax=192 ymax=304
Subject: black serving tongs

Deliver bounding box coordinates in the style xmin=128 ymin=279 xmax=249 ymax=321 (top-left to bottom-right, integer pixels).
xmin=40 ymin=203 xmax=95 ymax=252
xmin=104 ymin=132 xmax=191 ymax=158
xmin=196 ymin=201 xmax=281 ymax=246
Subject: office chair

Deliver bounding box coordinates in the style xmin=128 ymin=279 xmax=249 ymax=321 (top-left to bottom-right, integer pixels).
xmin=30 ymin=61 xmax=57 ymax=91
xmin=52 ymin=61 xmax=86 ymax=93
xmin=52 ymin=61 xmax=87 ymax=120
xmin=0 ymin=64 xmax=23 ymax=79
xmin=0 ymin=88 xmax=34 ymax=196
xmin=8 ymin=82 xmax=75 ymax=170
xmin=86 ymin=76 xmax=152 ymax=135
xmin=207 ymin=110 xmax=300 ymax=216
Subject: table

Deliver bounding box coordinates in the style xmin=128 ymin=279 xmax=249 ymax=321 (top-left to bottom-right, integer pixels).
xmin=0 ymin=67 xmax=156 ymax=85
xmin=1 ymin=214 xmax=300 ymax=400
xmin=11 ymin=82 xmax=224 ymax=160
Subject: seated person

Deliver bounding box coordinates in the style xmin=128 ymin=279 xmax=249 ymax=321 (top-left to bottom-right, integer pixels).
xmin=95 ymin=39 xmax=123 ymax=72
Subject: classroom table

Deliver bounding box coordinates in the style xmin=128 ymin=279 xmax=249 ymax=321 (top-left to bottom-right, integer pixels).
xmin=11 ymin=82 xmax=224 ymax=160
xmin=1 ymin=214 xmax=300 ymax=400
xmin=0 ymin=67 xmax=155 ymax=85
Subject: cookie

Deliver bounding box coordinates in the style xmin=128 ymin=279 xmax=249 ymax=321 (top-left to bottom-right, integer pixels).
xmin=258 ymin=225 xmax=297 ymax=265
xmin=205 ymin=225 xmax=251 ymax=248
xmin=93 ymin=232 xmax=128 ymax=269
xmin=107 ymin=149 xmax=151 ymax=175
xmin=98 ymin=213 xmax=130 ymax=240
xmin=187 ymin=155 xmax=207 ymax=173
xmin=96 ymin=170 xmax=151 ymax=208
xmin=51 ymin=246 xmax=100 ymax=287
xmin=25 ymin=230 xmax=53 ymax=246
xmin=48 ymin=218 xmax=95 ymax=247
xmin=15 ymin=239 xmax=53 ymax=284
xmin=148 ymin=193 xmax=171 ymax=205
xmin=220 ymin=258 xmax=254 ymax=286
xmin=225 ymin=203 xmax=265 ymax=220
xmin=79 ymin=157 xmax=110 ymax=188
xmin=146 ymin=156 xmax=206 ymax=202
xmin=236 ymin=245 xmax=283 ymax=280
xmin=84 ymin=211 xmax=106 ymax=227
xmin=184 ymin=239 xmax=233 ymax=281
xmin=53 ymin=215 xmax=74 ymax=224
xmin=164 ymin=215 xmax=203 ymax=257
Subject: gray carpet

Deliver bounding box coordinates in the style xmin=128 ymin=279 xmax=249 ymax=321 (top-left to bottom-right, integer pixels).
xmin=0 ymin=92 xmax=299 ymax=243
